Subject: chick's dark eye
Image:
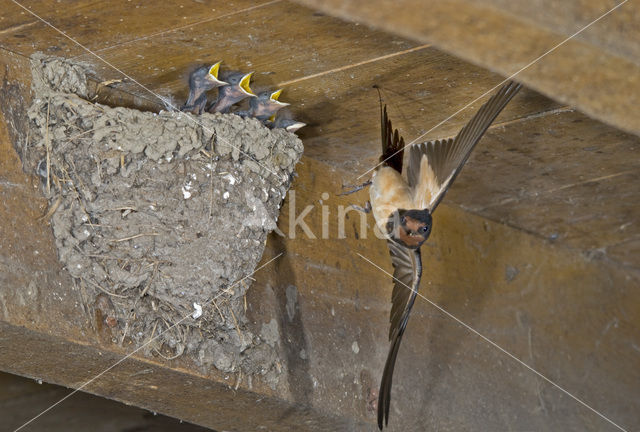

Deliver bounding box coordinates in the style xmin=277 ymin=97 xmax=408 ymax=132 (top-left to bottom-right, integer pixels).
xmin=421 ymin=226 xmax=429 ymax=233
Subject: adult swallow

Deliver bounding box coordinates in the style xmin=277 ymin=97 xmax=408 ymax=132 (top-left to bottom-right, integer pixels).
xmin=369 ymin=80 xmax=522 ymax=429
xmin=208 ymin=71 xmax=256 ymax=113
xmin=180 ymin=62 xmax=227 ymax=115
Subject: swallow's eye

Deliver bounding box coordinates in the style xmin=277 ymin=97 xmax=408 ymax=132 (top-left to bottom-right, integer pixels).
xmin=401 ymin=216 xmax=406 ymax=224
xmin=421 ymin=226 xmax=429 ymax=233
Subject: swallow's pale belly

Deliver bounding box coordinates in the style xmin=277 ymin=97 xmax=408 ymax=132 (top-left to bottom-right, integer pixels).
xmin=370 ymin=166 xmax=414 ymax=231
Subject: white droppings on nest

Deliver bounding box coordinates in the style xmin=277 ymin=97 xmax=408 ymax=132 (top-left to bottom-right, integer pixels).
xmin=182 ymin=180 xmax=193 ymax=199
xmin=192 ymin=302 xmax=203 ymax=319
xmin=223 ymin=191 xmax=230 ymax=199
xmin=223 ymin=173 xmax=237 ymax=185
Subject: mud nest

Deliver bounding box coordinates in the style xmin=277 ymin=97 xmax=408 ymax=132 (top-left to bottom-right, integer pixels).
xmin=24 ymin=54 xmax=302 ymax=385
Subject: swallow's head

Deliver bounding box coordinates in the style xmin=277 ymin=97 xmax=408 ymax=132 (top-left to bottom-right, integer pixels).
xmin=222 ymin=71 xmax=256 ymax=97
xmin=271 ymin=111 xmax=306 ymax=133
xmin=267 ymin=89 xmax=289 ymax=106
xmin=205 ymin=61 xmax=228 ymax=87
xmin=251 ymin=89 xmax=290 ymax=119
xmin=257 ymin=89 xmax=289 ymax=109
xmin=190 ymin=62 xmax=227 ymax=91
xmin=389 ymin=209 xmax=432 ymax=249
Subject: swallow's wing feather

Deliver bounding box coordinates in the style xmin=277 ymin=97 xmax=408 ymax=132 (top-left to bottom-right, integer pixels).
xmin=378 ymin=240 xmax=422 ymax=429
xmin=407 ymin=80 xmax=522 ymax=210
xmin=380 ymin=105 xmax=405 ymax=174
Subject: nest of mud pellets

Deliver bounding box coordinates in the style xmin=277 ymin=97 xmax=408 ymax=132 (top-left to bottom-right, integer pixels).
xmin=24 ymin=54 xmax=303 ymax=385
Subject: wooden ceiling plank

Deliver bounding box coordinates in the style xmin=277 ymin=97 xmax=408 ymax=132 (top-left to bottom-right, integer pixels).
xmin=0 ymin=0 xmax=276 ymax=57
xmin=292 ymin=0 xmax=640 ymax=137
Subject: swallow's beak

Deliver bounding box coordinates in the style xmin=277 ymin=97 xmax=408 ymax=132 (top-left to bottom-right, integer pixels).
xmin=207 ymin=61 xmax=227 ymax=86
xmin=270 ymin=89 xmax=290 ymax=107
xmin=286 ymin=121 xmax=306 ymax=133
xmin=239 ymin=72 xmax=256 ymax=97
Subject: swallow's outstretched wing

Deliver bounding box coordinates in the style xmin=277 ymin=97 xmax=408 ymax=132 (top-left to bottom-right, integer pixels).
xmin=407 ymin=80 xmax=522 ymax=211
xmin=378 ymin=240 xmax=422 ymax=429
xmin=380 ymin=105 xmax=405 ymax=173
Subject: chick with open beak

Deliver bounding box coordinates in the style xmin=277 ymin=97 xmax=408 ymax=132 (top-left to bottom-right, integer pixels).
xmin=181 ymin=62 xmax=227 ymax=115
xmin=208 ymin=71 xmax=256 ymax=113
xmin=248 ymin=89 xmax=289 ymax=121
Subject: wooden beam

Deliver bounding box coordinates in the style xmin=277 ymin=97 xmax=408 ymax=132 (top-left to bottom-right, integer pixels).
xmin=292 ymin=0 xmax=640 ymax=137
xmin=0 ymin=321 xmax=356 ymax=431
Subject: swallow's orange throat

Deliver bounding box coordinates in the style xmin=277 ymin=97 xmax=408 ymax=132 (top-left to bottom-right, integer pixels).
xmin=386 ymin=209 xmax=432 ymax=249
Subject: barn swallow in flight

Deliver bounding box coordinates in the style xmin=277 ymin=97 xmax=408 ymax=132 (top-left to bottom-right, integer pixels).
xmin=368 ymin=80 xmax=522 ymax=429
xmin=208 ymin=71 xmax=256 ymax=113
xmin=180 ymin=62 xmax=227 ymax=115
